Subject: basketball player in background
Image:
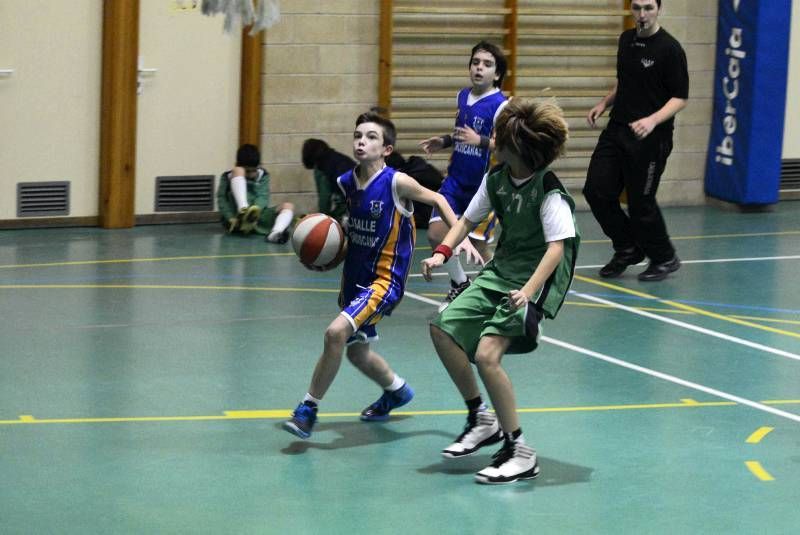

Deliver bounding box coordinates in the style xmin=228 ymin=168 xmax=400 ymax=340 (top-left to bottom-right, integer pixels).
xmin=419 ymin=41 xmax=509 ymax=312
xmin=216 ymin=143 xmax=295 ymax=242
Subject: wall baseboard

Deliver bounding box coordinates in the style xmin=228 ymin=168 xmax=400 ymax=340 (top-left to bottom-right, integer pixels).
xmin=0 ymin=216 xmax=99 ymax=229
xmin=135 ymin=212 xmax=219 ymax=225
xmin=0 ymin=212 xmax=221 ymax=230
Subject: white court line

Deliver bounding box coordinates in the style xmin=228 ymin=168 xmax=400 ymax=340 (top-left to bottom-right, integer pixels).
xmin=403 ymin=290 xmax=800 ymax=424
xmin=408 ymin=254 xmax=800 ymax=278
xmin=542 ymin=337 xmax=800 ymax=424
xmin=575 ymin=254 xmax=800 ymax=270
xmin=573 ymin=292 xmax=800 ymax=362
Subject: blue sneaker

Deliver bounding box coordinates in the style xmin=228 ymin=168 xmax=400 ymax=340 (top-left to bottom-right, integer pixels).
xmin=360 ymin=383 xmax=414 ymax=422
xmin=283 ymin=402 xmax=317 ymax=439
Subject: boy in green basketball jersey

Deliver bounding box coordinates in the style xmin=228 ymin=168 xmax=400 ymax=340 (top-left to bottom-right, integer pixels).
xmin=421 ymin=99 xmax=580 ymax=484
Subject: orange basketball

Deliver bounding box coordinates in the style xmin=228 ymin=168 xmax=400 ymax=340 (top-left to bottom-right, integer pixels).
xmin=291 ymin=213 xmax=347 ymax=270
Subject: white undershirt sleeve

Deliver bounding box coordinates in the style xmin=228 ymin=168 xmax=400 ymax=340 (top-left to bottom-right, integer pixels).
xmin=463 ymin=174 xmax=492 ymax=224
xmin=541 ymin=192 xmax=576 ymax=243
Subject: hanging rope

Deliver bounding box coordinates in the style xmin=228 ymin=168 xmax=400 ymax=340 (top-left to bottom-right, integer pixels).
xmin=200 ymin=0 xmax=280 ymax=34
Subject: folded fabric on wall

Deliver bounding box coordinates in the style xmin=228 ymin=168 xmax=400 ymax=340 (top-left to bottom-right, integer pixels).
xmin=200 ymin=0 xmax=280 ymax=34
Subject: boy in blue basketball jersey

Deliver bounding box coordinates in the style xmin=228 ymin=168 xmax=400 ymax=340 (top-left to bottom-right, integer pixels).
xmin=420 ymin=41 xmax=509 ymax=312
xmin=284 ymin=111 xmax=474 ymax=440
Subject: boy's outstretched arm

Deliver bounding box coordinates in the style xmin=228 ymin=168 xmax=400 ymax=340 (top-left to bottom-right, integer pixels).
xmin=394 ymin=172 xmax=482 ymax=271
xmin=507 ymin=240 xmax=564 ymax=311
xmin=420 ymin=217 xmax=478 ymax=282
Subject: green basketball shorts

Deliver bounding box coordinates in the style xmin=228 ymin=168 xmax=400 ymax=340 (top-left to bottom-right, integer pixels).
xmin=432 ymin=283 xmax=544 ymax=362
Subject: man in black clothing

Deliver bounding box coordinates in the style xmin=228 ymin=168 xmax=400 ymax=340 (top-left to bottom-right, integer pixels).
xmin=583 ymin=0 xmax=689 ymax=281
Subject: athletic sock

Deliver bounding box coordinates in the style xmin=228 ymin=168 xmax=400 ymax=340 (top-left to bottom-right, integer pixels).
xmin=509 ymin=428 xmax=524 ymax=443
xmin=302 ymin=393 xmax=321 ymax=408
xmin=445 ymin=256 xmax=468 ymax=285
xmin=386 ymin=373 xmax=405 ymax=392
xmin=269 ymin=208 xmax=294 ymax=237
xmin=465 ymin=396 xmax=484 ymax=413
xmin=229 ymin=175 xmax=249 ymax=211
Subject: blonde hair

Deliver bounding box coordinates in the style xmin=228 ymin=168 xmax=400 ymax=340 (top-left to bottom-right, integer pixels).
xmin=494 ymin=98 xmax=569 ymax=171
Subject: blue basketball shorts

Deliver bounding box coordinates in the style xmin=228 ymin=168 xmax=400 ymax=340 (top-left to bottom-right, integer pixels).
xmin=429 ymin=176 xmax=496 ymax=242
xmin=339 ymin=280 xmax=402 ymax=345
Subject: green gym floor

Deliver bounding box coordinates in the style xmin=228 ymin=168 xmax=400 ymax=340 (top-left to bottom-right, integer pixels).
xmin=1 ymin=204 xmax=799 ymax=534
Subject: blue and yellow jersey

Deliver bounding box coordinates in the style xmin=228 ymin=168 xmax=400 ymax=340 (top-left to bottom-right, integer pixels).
xmin=446 ymin=88 xmax=507 ymax=192
xmin=337 ymin=165 xmax=416 ymax=323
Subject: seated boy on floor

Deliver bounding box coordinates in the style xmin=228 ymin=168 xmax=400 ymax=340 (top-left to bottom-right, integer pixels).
xmin=217 ymin=143 xmax=294 ymax=242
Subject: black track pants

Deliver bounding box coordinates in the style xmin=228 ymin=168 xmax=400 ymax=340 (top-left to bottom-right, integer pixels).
xmin=583 ymin=121 xmax=676 ymax=263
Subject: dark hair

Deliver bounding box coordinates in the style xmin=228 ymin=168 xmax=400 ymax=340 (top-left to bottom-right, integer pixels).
xmin=494 ymin=99 xmax=568 ymax=171
xmin=385 ymin=152 xmax=406 ymax=170
xmin=470 ymin=41 xmax=507 ymax=88
xmin=235 ymin=144 xmax=260 ymax=167
xmin=355 ymin=111 xmax=397 ymax=147
xmin=301 ymin=138 xmax=331 ymax=169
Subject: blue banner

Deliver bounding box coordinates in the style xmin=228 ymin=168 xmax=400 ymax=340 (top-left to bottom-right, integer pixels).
xmin=705 ymin=0 xmax=791 ymax=205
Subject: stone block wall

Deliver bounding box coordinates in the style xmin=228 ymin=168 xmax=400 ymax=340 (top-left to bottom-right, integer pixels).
xmin=260 ymin=1 xmax=719 ymax=211
xmin=261 ymin=1 xmax=380 ymax=213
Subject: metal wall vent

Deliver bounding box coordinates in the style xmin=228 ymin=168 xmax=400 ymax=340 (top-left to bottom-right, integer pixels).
xmin=155 ymin=175 xmax=214 ymax=212
xmin=17 ymin=181 xmax=70 ymax=217
xmin=780 ymin=159 xmax=800 ymax=191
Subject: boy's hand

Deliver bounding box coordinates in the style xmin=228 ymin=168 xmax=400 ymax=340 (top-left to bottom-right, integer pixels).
xmin=507 ymin=289 xmax=529 ymax=311
xmin=454 ymin=126 xmax=480 ymax=146
xmin=421 ymin=254 xmax=446 ymax=282
xmin=454 ymin=238 xmax=484 ymax=266
xmin=419 ymin=136 xmax=444 ymax=154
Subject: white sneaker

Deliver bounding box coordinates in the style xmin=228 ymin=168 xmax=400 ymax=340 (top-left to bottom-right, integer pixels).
xmin=441 ymin=407 xmax=503 ymax=458
xmin=475 ymin=438 xmax=540 ymax=485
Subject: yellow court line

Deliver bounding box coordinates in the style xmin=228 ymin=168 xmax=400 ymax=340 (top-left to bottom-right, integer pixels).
xmin=2 ymin=230 xmax=798 ymax=270
xmin=0 ymin=252 xmax=293 ymax=270
xmin=2 ymin=283 xmax=792 ymax=329
xmin=575 ymin=275 xmax=800 ymax=340
xmin=0 ymin=284 xmax=338 ymax=293
xmin=729 ymin=315 xmax=800 ymax=327
xmin=659 ymin=299 xmax=800 ymax=340
xmin=746 ymin=426 xmax=774 ymax=444
xmin=2 ymin=399 xmax=798 ymax=426
xmin=745 ymin=461 xmax=775 ymax=481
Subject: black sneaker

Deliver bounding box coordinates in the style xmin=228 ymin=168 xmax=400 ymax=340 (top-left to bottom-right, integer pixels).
xmin=638 ymin=256 xmax=681 ymax=282
xmin=441 ymin=407 xmax=503 ymax=458
xmin=474 ymin=438 xmax=540 ymax=485
xmin=598 ymin=247 xmax=645 ymax=278
xmin=438 ymin=278 xmax=470 ymax=313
